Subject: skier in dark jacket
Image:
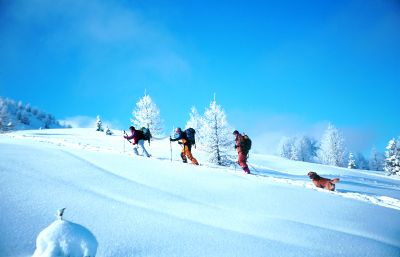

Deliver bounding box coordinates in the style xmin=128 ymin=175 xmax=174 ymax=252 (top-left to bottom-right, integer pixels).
xmin=124 ymin=126 xmax=151 ymax=157
xmin=170 ymin=127 xmax=199 ymax=165
xmin=233 ymin=130 xmax=250 ymax=174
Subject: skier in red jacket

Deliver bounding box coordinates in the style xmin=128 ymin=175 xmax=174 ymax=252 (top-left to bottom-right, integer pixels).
xmin=124 ymin=126 xmax=151 ymax=157
xmin=233 ymin=130 xmax=250 ymax=174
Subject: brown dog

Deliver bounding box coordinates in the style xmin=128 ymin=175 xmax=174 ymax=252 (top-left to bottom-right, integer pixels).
xmin=307 ymin=171 xmax=340 ymax=191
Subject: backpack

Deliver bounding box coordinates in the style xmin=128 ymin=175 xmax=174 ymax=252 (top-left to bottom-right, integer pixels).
xmin=141 ymin=127 xmax=152 ymax=143
xmin=185 ymin=128 xmax=196 ymax=145
xmin=240 ymin=134 xmax=252 ymax=153
xmin=135 ymin=129 xmax=144 ymax=140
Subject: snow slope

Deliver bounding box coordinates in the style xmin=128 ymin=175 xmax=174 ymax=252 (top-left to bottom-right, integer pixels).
xmin=0 ymin=129 xmax=399 ymax=257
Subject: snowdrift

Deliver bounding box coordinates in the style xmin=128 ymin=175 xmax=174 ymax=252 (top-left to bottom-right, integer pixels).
xmin=0 ymin=128 xmax=399 ymax=257
xmin=32 ymin=219 xmax=98 ymax=257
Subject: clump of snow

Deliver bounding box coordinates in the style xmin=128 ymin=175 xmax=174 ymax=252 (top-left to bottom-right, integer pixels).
xmin=32 ymin=219 xmax=98 ymax=257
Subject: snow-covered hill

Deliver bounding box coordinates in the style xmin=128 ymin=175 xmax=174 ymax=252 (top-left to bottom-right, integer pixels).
xmin=1 ymin=128 xmax=399 ymax=257
xmin=0 ymin=97 xmax=67 ymax=131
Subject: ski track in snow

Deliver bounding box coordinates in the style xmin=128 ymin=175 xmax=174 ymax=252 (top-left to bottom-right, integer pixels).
xmin=5 ymin=131 xmax=400 ymax=212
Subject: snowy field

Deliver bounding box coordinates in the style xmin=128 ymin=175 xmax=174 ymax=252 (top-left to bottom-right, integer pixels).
xmin=1 ymin=128 xmax=399 ymax=257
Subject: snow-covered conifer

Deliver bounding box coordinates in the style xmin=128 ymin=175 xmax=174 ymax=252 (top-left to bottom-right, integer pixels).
xmin=200 ymin=97 xmax=233 ymax=165
xmin=278 ymin=136 xmax=318 ymax=162
xmin=356 ymin=153 xmax=369 ymax=170
xmin=294 ymin=136 xmax=318 ymax=162
xmin=95 ymin=115 xmax=104 ymax=132
xmin=25 ymin=103 xmax=31 ymax=112
xmin=32 ymin=107 xmax=39 ymax=116
xmin=290 ymin=141 xmax=299 ymax=161
xmin=348 ymin=152 xmax=356 ymax=169
xmin=0 ymin=105 xmax=9 ymax=131
xmin=318 ymin=123 xmax=347 ymax=167
xmin=17 ymin=101 xmax=24 ymax=110
xmin=369 ymin=147 xmax=384 ymax=171
xmin=384 ymin=138 xmax=400 ymax=176
xmin=43 ymin=114 xmax=53 ymax=129
xmin=20 ymin=111 xmax=30 ymax=125
xmin=278 ymin=137 xmax=294 ymax=159
xmin=131 ymin=93 xmax=163 ymax=136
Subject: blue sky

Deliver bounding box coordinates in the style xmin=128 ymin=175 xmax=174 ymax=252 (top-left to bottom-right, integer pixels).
xmin=0 ymin=0 xmax=399 ymax=154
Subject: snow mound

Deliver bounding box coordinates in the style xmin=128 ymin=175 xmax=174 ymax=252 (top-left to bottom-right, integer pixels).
xmin=32 ymin=220 xmax=98 ymax=257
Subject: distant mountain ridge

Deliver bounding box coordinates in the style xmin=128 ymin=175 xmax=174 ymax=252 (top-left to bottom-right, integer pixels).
xmin=0 ymin=96 xmax=69 ymax=131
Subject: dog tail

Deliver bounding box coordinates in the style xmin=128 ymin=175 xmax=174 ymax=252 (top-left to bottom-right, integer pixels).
xmin=331 ymin=178 xmax=340 ymax=184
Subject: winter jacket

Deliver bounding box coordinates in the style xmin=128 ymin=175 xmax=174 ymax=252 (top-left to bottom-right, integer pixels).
xmin=125 ymin=130 xmax=143 ymax=144
xmin=235 ymin=133 xmax=247 ymax=154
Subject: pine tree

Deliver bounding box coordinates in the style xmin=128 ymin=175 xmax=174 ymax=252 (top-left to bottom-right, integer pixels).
xmin=131 ymin=93 xmax=164 ymax=136
xmin=200 ymin=97 xmax=233 ymax=166
xmin=17 ymin=101 xmax=24 ymax=110
xmin=185 ymin=106 xmax=203 ymax=146
xmin=20 ymin=111 xmax=30 ymax=125
xmin=294 ymin=136 xmax=318 ymax=162
xmin=290 ymin=140 xmax=300 ymax=161
xmin=278 ymin=136 xmax=318 ymax=162
xmin=95 ymin=115 xmax=104 ymax=132
xmin=318 ymin=123 xmax=347 ymax=167
xmin=0 ymin=105 xmax=9 ymax=131
xmin=356 ymin=153 xmax=369 ymax=170
xmin=384 ymin=138 xmax=400 ymax=176
xmin=348 ymin=152 xmax=356 ymax=169
xmin=369 ymin=147 xmax=384 ymax=171
xmin=43 ymin=114 xmax=52 ymax=129
xmin=278 ymin=137 xmax=294 ymax=159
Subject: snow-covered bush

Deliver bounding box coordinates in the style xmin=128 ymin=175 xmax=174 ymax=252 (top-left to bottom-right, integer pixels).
xmin=384 ymin=138 xmax=400 ymax=176
xmin=131 ymin=93 xmax=164 ymax=136
xmin=318 ymin=123 xmax=347 ymax=167
xmin=199 ymin=97 xmax=233 ymax=166
xmin=105 ymin=126 xmax=113 ymax=135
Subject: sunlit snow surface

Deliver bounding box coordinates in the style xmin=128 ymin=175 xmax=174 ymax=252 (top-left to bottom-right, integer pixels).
xmin=1 ymin=129 xmax=399 ymax=257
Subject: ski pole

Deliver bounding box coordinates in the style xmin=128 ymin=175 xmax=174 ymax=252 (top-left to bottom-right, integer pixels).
xmin=248 ymin=163 xmax=259 ymax=173
xmin=123 ymin=130 xmax=126 ymax=153
xmin=169 ymin=138 xmax=172 ymax=162
xmin=123 ymin=130 xmax=134 ymax=145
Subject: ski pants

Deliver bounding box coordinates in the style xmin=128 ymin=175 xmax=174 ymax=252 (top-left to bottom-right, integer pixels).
xmin=181 ymin=143 xmax=199 ymax=165
xmin=237 ymin=151 xmax=250 ymax=173
xmin=133 ymin=139 xmax=150 ymax=157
